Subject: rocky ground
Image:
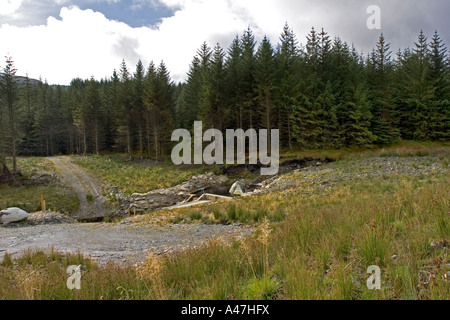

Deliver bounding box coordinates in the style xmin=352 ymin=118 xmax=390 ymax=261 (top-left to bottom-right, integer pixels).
xmin=22 ymin=211 xmax=77 ymax=226
xmin=257 ymin=156 xmax=446 ymax=195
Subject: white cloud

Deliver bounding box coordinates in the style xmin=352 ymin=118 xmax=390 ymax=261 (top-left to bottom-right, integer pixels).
xmin=53 ymin=0 xmax=70 ymax=5
xmin=0 ymin=0 xmax=448 ymax=85
xmin=0 ymin=1 xmax=260 ymax=84
xmin=0 ymin=6 xmax=140 ymax=84
xmin=0 ymin=0 xmax=24 ymax=15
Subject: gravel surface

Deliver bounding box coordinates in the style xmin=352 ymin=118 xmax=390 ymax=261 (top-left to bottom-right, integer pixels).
xmin=49 ymin=157 xmax=108 ymax=220
xmin=0 ymin=222 xmax=253 ymax=265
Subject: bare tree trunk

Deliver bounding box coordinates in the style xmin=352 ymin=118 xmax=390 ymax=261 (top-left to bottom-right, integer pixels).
xmin=127 ymin=125 xmax=132 ymax=160
xmin=138 ymin=122 xmax=143 ymax=159
xmin=0 ymin=105 xmax=6 ymax=170
xmin=265 ymin=91 xmax=271 ymax=152
xmin=146 ymin=113 xmax=151 ymax=157
xmin=154 ymin=128 xmax=158 ymax=160
xmin=94 ymin=120 xmax=99 ymax=155
xmin=46 ymin=131 xmax=49 ymax=157
xmin=50 ymin=133 xmax=54 ymax=156
xmin=239 ymin=105 xmax=243 ymax=129
xmin=7 ymin=102 xmax=17 ymax=172
xmin=83 ymin=125 xmax=87 ymax=156
xmin=69 ymin=130 xmax=74 ymax=155
xmin=287 ymin=108 xmax=292 ymax=152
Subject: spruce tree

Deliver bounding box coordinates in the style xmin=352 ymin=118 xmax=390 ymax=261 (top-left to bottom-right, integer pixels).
xmin=319 ymin=28 xmax=332 ymax=84
xmin=196 ymin=42 xmax=214 ymax=128
xmin=428 ymin=31 xmax=449 ymax=140
xmin=291 ymin=93 xmax=315 ymax=149
xmin=397 ymin=31 xmax=435 ymax=140
xmin=0 ymin=57 xmax=19 ymax=172
xmin=276 ymin=23 xmax=299 ymax=150
xmin=17 ymin=74 xmax=39 ymax=156
xmin=133 ymin=60 xmax=146 ymax=158
xmin=335 ymin=88 xmax=375 ymax=147
xmin=240 ymin=27 xmax=258 ymax=129
xmin=225 ymin=36 xmax=244 ymax=128
xmin=313 ymin=83 xmax=339 ymax=148
xmin=368 ymin=33 xmax=400 ymax=145
xmin=143 ymin=61 xmax=174 ymax=158
xmin=306 ymin=27 xmax=320 ymax=76
xmin=180 ymin=57 xmax=202 ymax=128
xmin=100 ymin=71 xmax=120 ymax=152
xmin=118 ymin=60 xmax=133 ymax=158
xmin=0 ymin=62 xmax=5 ymax=169
xmin=208 ymin=44 xmax=227 ymax=130
xmin=255 ymin=36 xmax=276 ymax=149
xmin=86 ymin=77 xmax=102 ymax=155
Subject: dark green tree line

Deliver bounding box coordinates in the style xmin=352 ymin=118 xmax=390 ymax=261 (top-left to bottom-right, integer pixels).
xmin=0 ymin=27 xmax=448 ymax=168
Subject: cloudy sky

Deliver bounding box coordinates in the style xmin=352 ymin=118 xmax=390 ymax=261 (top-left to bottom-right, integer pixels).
xmin=0 ymin=0 xmax=449 ymax=85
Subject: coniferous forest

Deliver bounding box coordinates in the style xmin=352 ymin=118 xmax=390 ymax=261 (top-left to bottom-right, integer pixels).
xmin=0 ymin=25 xmax=449 ymax=169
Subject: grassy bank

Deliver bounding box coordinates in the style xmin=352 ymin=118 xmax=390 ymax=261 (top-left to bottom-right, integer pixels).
xmin=71 ymin=155 xmax=211 ymax=195
xmin=0 ymin=158 xmax=79 ymax=215
xmin=283 ymin=140 xmax=449 ymax=161
xmin=1 ymin=143 xmax=448 ymax=300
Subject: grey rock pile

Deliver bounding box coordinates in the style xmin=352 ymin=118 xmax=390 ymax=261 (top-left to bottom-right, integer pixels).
xmin=126 ymin=173 xmax=230 ymax=214
xmin=27 ymin=211 xmax=77 ymax=226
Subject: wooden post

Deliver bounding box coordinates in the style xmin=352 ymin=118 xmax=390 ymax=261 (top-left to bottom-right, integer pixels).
xmin=41 ymin=194 xmax=46 ymax=212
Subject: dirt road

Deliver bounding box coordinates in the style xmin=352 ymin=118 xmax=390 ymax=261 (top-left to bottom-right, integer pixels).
xmin=49 ymin=157 xmax=107 ymax=220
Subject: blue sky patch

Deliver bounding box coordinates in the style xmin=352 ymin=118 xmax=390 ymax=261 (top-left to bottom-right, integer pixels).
xmin=75 ymin=1 xmax=176 ymax=27
xmin=0 ymin=0 xmax=176 ymax=28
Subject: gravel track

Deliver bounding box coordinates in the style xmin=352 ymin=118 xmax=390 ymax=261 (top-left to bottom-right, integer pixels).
xmin=0 ymin=222 xmax=252 ymax=265
xmin=48 ymin=157 xmax=107 ymax=220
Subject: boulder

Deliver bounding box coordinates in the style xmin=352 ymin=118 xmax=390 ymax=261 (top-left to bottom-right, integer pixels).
xmin=0 ymin=207 xmax=29 ymax=225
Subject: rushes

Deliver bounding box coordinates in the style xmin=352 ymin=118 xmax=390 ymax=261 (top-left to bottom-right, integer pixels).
xmin=136 ymin=253 xmax=166 ymax=300
xmin=258 ymin=218 xmax=271 ymax=277
xmin=241 ymin=218 xmax=281 ymax=300
xmin=241 ymin=217 xmax=272 ymax=278
xmin=15 ymin=267 xmax=46 ymax=300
